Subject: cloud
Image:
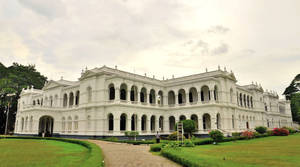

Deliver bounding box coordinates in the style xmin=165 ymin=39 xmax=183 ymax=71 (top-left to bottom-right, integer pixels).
xmin=17 ymin=0 xmax=66 ymax=19
xmin=208 ymin=25 xmax=230 ymax=34
xmin=211 ymin=43 xmax=229 ymax=55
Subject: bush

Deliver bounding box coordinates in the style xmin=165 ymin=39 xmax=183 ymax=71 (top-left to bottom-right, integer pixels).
xmin=241 ymin=131 xmax=254 ymax=139
xmin=209 ymin=130 xmax=224 ymax=143
xmin=267 ymin=130 xmax=273 ymax=136
xmin=273 ymin=128 xmax=289 ymax=136
xmin=255 ymin=126 xmax=267 ymax=134
xmin=175 ymin=120 xmax=196 ymax=138
xmin=183 ymin=139 xmax=195 ymax=147
xmin=105 ymin=137 xmax=118 ymax=142
xmin=168 ymin=131 xmax=185 ymax=140
xmin=232 ymin=132 xmax=241 ymax=137
xmin=125 ymin=131 xmax=139 ymax=140
xmin=283 ymin=127 xmax=297 ymax=134
xmin=150 ymin=143 xmax=165 ymax=152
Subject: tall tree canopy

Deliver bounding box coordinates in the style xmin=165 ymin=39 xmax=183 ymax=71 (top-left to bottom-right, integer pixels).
xmin=283 ymin=74 xmax=300 ymax=124
xmin=0 ymin=62 xmax=47 ymax=134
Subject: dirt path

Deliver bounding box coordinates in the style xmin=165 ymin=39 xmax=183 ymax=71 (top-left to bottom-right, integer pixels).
xmin=88 ymin=140 xmax=181 ymax=167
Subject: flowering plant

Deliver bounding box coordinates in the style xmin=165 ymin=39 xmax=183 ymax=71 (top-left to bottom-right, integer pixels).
xmin=272 ymin=128 xmax=289 ymax=136
xmin=241 ymin=131 xmax=254 ymax=139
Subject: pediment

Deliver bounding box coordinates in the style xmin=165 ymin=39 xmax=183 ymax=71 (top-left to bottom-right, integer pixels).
xmin=42 ymin=81 xmax=63 ymax=90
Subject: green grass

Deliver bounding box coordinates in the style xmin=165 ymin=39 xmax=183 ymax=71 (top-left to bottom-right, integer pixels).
xmin=161 ymin=133 xmax=300 ymax=167
xmin=0 ymin=138 xmax=102 ymax=167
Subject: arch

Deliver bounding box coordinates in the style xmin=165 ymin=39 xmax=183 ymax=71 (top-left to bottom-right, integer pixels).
xmin=62 ymin=117 xmax=66 ymax=133
xmin=178 ymin=89 xmax=186 ymax=104
xmin=191 ymin=114 xmax=198 ymax=130
xmin=232 ymin=115 xmax=235 ymax=129
xmin=67 ymin=116 xmax=72 ymax=132
xmin=74 ymin=116 xmax=79 ymax=131
xmin=108 ymin=113 xmax=114 ymax=131
xmin=201 ymin=85 xmax=210 ymax=102
xmin=50 ymin=96 xmax=53 ymax=107
xmin=120 ymin=83 xmax=127 ymax=100
xmin=179 ymin=115 xmax=186 ymax=121
xmin=159 ymin=116 xmax=164 ymax=131
xmin=131 ymin=114 xmax=138 ymax=131
xmin=214 ymin=85 xmax=218 ymax=101
xmin=250 ymin=96 xmax=253 ymax=108
xmin=33 ymin=100 xmax=36 ymax=106
xmin=38 ymin=116 xmax=54 ymax=137
xmin=75 ymin=91 xmax=80 ymax=105
xmin=243 ymin=94 xmax=246 ymax=107
xmin=37 ymin=99 xmax=40 ymax=105
xmin=247 ymin=95 xmax=250 ymax=108
xmin=130 ymin=85 xmax=138 ymax=101
xmin=168 ymin=91 xmax=175 ymax=105
xmin=158 ymin=90 xmax=163 ymax=106
xmin=87 ymin=87 xmax=92 ymax=103
xmin=230 ymin=88 xmax=234 ymax=103
xmin=239 ymin=93 xmax=243 ymax=106
xmin=69 ymin=92 xmax=74 ymax=106
xmin=21 ymin=117 xmax=24 ymax=131
xmin=120 ymin=113 xmax=127 ymax=131
xmin=169 ymin=116 xmax=175 ymax=131
xmin=63 ymin=93 xmax=68 ymax=107
xmin=29 ymin=116 xmax=33 ymax=131
xmin=216 ymin=113 xmax=221 ymax=129
xmin=141 ymin=115 xmax=147 ymax=131
xmin=151 ymin=115 xmax=156 ymax=132
xmin=189 ymin=87 xmax=198 ymax=103
xmin=140 ymin=87 xmax=147 ymax=103
xmin=149 ymin=89 xmax=156 ymax=104
xmin=202 ymin=113 xmax=211 ymax=130
xmin=108 ymin=83 xmax=115 ymax=100
xmin=25 ymin=116 xmax=28 ymax=131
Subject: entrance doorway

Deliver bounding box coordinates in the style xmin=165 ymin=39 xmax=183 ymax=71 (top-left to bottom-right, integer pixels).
xmin=38 ymin=116 xmax=54 ymax=137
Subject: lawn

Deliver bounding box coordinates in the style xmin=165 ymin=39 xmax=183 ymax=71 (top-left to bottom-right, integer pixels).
xmin=162 ymin=133 xmax=300 ymax=167
xmin=0 ymin=138 xmax=91 ymax=167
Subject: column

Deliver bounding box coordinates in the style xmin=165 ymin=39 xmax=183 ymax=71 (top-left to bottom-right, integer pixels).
xmin=127 ymin=118 xmax=132 ymax=131
xmin=198 ymin=118 xmax=203 ymax=132
xmin=164 ymin=119 xmax=169 ymax=133
xmin=137 ymin=117 xmax=141 ymax=132
xmin=186 ymin=93 xmax=189 ymax=104
xmin=211 ymin=90 xmax=215 ymax=102
xmin=211 ymin=117 xmax=217 ymax=130
xmin=115 ymin=88 xmax=120 ymax=102
xmin=147 ymin=118 xmax=151 ymax=133
xmin=114 ymin=118 xmax=120 ymax=134
xmin=175 ymin=94 xmax=178 ymax=105
xmin=127 ymin=90 xmax=130 ymax=102
xmin=147 ymin=91 xmax=151 ymax=104
xmin=155 ymin=117 xmax=159 ymax=132
xmin=163 ymin=95 xmax=168 ymax=107
xmin=137 ymin=91 xmax=140 ymax=103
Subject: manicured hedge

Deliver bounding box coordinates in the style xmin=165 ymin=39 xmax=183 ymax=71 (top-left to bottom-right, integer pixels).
xmin=0 ymin=136 xmax=104 ymax=167
xmin=161 ymin=148 xmax=199 ymax=167
xmin=150 ymin=143 xmax=165 ymax=152
xmin=101 ymin=138 xmax=156 ymax=145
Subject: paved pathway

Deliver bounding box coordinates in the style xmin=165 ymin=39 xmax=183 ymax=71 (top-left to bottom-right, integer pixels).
xmin=88 ymin=140 xmax=181 ymax=167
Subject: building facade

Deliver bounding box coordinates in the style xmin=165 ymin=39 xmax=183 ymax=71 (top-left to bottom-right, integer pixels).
xmin=14 ymin=66 xmax=293 ymax=137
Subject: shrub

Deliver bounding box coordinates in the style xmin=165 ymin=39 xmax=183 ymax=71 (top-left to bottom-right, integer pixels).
xmin=241 ymin=131 xmax=254 ymax=139
xmin=267 ymin=130 xmax=273 ymax=136
xmin=150 ymin=143 xmax=165 ymax=152
xmin=175 ymin=120 xmax=196 ymax=138
xmin=273 ymin=128 xmax=289 ymax=136
xmin=283 ymin=127 xmax=297 ymax=134
xmin=168 ymin=131 xmax=185 ymax=140
xmin=209 ymin=130 xmax=224 ymax=143
xmin=193 ymin=138 xmax=214 ymax=145
xmin=125 ymin=131 xmax=139 ymax=140
xmin=255 ymin=126 xmax=267 ymax=134
xmin=105 ymin=137 xmax=118 ymax=142
xmin=232 ymin=132 xmax=241 ymax=137
xmin=183 ymin=139 xmax=195 ymax=147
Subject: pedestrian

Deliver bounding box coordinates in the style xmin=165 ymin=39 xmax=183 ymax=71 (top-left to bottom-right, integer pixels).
xmin=156 ymin=131 xmax=160 ymax=143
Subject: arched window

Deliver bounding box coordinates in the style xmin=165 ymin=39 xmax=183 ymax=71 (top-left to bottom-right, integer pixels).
xmin=62 ymin=117 xmax=66 ymax=133
xmin=201 ymin=85 xmax=210 ymax=102
xmin=108 ymin=114 xmax=114 ymax=131
xmin=178 ymin=89 xmax=186 ymax=104
xmin=179 ymin=115 xmax=186 ymax=121
xmin=214 ymin=85 xmax=218 ymax=101
xmin=168 ymin=91 xmax=175 ymax=106
xmin=21 ymin=117 xmax=24 ymax=131
xmin=149 ymin=89 xmax=156 ymax=104
xmin=69 ymin=92 xmax=74 ymax=106
xmin=50 ymin=96 xmax=53 ymax=107
xmin=37 ymin=99 xmax=40 ymax=105
xmin=108 ymin=84 xmax=115 ymax=100
xmin=240 ymin=93 xmax=243 ymax=106
xmin=87 ymin=87 xmax=92 ymax=103
xmin=230 ymin=88 xmax=233 ymax=103
xmin=151 ymin=115 xmax=156 ymax=132
xmin=140 ymin=87 xmax=147 ymax=103
xmin=141 ymin=115 xmax=147 ymax=131
xmin=158 ymin=91 xmax=163 ymax=106
xmin=191 ymin=114 xmax=198 ymax=130
xmin=25 ymin=116 xmax=28 ymax=131
xmin=120 ymin=114 xmax=127 ymax=131
xmin=130 ymin=86 xmax=138 ymax=101
xmin=169 ymin=116 xmax=175 ymax=131
xmin=75 ymin=91 xmax=80 ymax=105
xmin=29 ymin=116 xmax=33 ymax=131
xmin=216 ymin=113 xmax=221 ymax=129
xmin=189 ymin=87 xmax=198 ymax=103
xmin=63 ymin=94 xmax=68 ymax=107
xmin=74 ymin=116 xmax=78 ymax=132
xmin=131 ymin=114 xmax=137 ymax=131
xmin=33 ymin=100 xmax=36 ymax=106
xmin=237 ymin=92 xmax=239 ymax=105
xmin=203 ymin=114 xmax=211 ymax=130
xmin=120 ymin=83 xmax=127 ymax=100
xmin=159 ymin=116 xmax=164 ymax=131
xmin=243 ymin=94 xmax=246 ymax=107
xmin=247 ymin=95 xmax=250 ymax=108
xmin=232 ymin=115 xmax=235 ymax=129
xmin=250 ymin=96 xmax=253 ymax=108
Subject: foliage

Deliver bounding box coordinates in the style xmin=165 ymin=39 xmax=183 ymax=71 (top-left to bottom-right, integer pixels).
xmin=167 ymin=131 xmax=185 ymax=140
xmin=290 ymin=93 xmax=300 ymax=124
xmin=267 ymin=130 xmax=273 ymax=136
xmin=255 ymin=126 xmax=267 ymax=134
xmin=183 ymin=139 xmax=195 ymax=147
xmin=232 ymin=132 xmax=241 ymax=137
xmin=161 ymin=133 xmax=300 ymax=167
xmin=0 ymin=136 xmax=104 ymax=167
xmin=0 ymin=63 xmax=47 ymax=134
xmin=209 ymin=130 xmax=224 ymax=143
xmin=102 ymin=138 xmax=156 ymax=145
xmin=124 ymin=131 xmax=139 ymax=140
xmin=175 ymin=119 xmax=196 ymax=138
xmin=273 ymin=128 xmax=289 ymax=136
xmin=283 ymin=127 xmax=297 ymax=134
xmin=150 ymin=143 xmax=165 ymax=152
xmin=241 ymin=131 xmax=254 ymax=139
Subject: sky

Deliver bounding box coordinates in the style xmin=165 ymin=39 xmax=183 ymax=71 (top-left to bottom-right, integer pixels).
xmin=0 ymin=0 xmax=300 ymax=98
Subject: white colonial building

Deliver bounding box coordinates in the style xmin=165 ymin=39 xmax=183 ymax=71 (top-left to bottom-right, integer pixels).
xmin=14 ymin=66 xmax=293 ymax=137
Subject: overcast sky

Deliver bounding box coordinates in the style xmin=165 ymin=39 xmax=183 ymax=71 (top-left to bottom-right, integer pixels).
xmin=0 ymin=0 xmax=300 ymax=97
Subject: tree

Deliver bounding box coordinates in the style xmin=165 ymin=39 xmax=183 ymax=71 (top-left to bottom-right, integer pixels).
xmin=176 ymin=119 xmax=196 ymax=139
xmin=0 ymin=62 xmax=47 ymax=134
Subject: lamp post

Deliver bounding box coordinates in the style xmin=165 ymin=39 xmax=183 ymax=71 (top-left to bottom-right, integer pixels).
xmin=5 ymin=93 xmax=16 ymax=135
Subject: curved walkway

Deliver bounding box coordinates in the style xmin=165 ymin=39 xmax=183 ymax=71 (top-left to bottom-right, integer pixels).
xmin=88 ymin=140 xmax=181 ymax=167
